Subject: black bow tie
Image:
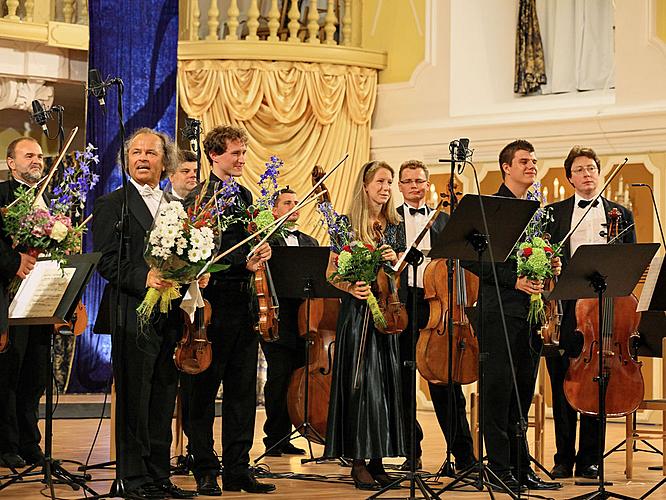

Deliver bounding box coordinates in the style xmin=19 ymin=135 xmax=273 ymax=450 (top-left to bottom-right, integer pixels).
xmin=409 ymin=207 xmax=426 ymax=216
xmin=577 ymin=199 xmax=599 ymax=209
xmin=288 ymin=230 xmax=300 ymax=237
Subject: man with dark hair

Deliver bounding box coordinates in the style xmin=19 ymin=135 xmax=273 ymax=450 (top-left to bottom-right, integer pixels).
xmin=184 ymin=125 xmax=275 ymax=496
xmin=464 ymin=140 xmax=561 ymax=492
xmin=261 ymin=187 xmax=318 ymax=457
xmin=545 ymin=145 xmax=635 ymax=480
xmin=93 ymin=128 xmax=195 ymax=499
xmin=0 ymin=137 xmax=44 ymax=469
xmin=395 ymin=160 xmax=476 ymax=473
xmin=168 ymin=150 xmax=198 ymax=200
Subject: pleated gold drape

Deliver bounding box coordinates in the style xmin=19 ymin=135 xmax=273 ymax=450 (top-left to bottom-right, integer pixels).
xmin=178 ymin=60 xmax=378 ymax=243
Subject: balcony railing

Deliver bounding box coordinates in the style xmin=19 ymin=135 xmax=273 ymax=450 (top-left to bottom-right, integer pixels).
xmin=179 ymin=0 xmax=386 ymax=69
xmin=0 ymin=0 xmax=88 ymax=50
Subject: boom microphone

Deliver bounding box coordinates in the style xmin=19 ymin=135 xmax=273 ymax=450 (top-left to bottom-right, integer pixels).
xmin=87 ymin=68 xmax=107 ymax=108
xmin=31 ymin=100 xmax=50 ymax=133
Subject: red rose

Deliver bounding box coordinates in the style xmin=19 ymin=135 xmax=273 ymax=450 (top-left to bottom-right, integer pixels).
xmin=342 ymin=245 xmax=352 ymax=253
xmin=248 ymin=222 xmax=258 ymax=233
xmin=544 ymin=246 xmax=553 ymax=254
xmin=365 ymin=244 xmax=374 ymax=251
xmin=523 ymin=247 xmax=533 ymax=257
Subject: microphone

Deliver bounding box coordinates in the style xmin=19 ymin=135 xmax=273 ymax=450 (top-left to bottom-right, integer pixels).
xmin=631 ymin=183 xmax=666 ymax=249
xmin=456 ymin=138 xmax=469 ymax=162
xmin=88 ymin=68 xmax=107 ymax=108
xmin=31 ymin=100 xmax=50 ymax=133
xmin=181 ymin=118 xmax=201 ymax=151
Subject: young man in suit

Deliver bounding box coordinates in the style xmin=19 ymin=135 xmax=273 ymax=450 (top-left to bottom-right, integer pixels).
xmin=395 ymin=160 xmax=476 ymax=474
xmin=92 ymin=128 xmax=196 ymax=499
xmin=183 ymin=125 xmax=275 ymax=496
xmin=0 ymin=137 xmax=46 ymax=469
xmin=261 ymin=187 xmax=318 ymax=456
xmin=545 ymin=146 xmax=636 ymax=480
xmin=464 ymin=140 xmax=561 ymax=492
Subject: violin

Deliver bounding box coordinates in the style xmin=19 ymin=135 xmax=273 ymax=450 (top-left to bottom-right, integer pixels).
xmin=373 ymin=222 xmax=408 ymax=335
xmin=54 ymin=301 xmax=88 ymax=336
xmin=254 ymin=262 xmax=279 ymax=342
xmin=563 ymin=208 xmax=644 ymax=417
xmin=541 ymin=277 xmax=562 ymax=345
xmin=0 ymin=330 xmax=8 ymax=353
xmin=174 ymin=299 xmax=213 ymax=375
xmin=416 ymin=187 xmax=479 ymax=385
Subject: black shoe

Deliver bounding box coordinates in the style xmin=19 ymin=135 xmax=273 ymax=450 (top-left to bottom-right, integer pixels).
xmin=550 ymin=463 xmax=573 ymax=478
xmin=489 ymin=471 xmax=526 ymax=493
xmin=351 ymin=468 xmax=378 ymax=491
xmin=21 ymin=448 xmax=45 ymax=466
xmin=399 ymin=457 xmax=422 ymax=471
xmin=223 ymin=473 xmax=276 ymax=493
xmin=281 ymin=443 xmax=306 ymax=455
xmin=126 ymin=484 xmax=167 ymax=500
xmin=195 ymin=474 xmax=221 ymax=496
xmin=0 ymin=452 xmax=26 ymax=468
xmin=575 ymin=464 xmax=599 ymax=479
xmin=521 ymin=469 xmax=562 ymax=490
xmin=154 ymin=480 xmax=197 ymax=498
xmin=367 ymin=461 xmax=399 ymax=489
xmin=263 ymin=446 xmax=282 ymax=457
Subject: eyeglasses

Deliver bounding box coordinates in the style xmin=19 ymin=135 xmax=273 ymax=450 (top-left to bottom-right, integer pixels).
xmin=399 ymin=179 xmax=428 ymax=185
xmin=571 ymin=166 xmax=599 ymax=175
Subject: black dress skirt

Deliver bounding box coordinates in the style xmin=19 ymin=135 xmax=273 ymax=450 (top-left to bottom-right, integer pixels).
xmin=324 ymin=222 xmax=406 ymax=460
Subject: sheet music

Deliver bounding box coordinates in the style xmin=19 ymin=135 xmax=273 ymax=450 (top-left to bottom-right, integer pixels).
xmin=9 ymin=261 xmax=75 ymax=319
xmin=638 ymin=255 xmax=664 ymax=312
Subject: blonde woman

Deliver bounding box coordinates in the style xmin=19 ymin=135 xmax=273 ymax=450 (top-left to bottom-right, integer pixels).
xmin=324 ymin=161 xmax=406 ymax=490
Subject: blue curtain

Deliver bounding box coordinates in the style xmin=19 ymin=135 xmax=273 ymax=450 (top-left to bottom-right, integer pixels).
xmin=67 ymin=0 xmax=178 ymax=392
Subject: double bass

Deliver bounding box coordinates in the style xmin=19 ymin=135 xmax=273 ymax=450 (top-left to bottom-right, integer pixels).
xmin=563 ymin=208 xmax=644 ymax=417
xmin=286 ymin=166 xmax=340 ymax=443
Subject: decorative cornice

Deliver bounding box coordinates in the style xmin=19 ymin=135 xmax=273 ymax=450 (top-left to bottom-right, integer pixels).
xmin=0 ymin=78 xmax=54 ymax=111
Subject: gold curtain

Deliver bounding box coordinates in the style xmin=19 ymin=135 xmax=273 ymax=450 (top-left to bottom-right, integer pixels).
xmin=514 ymin=0 xmax=547 ymax=95
xmin=178 ymin=60 xmax=378 ymax=243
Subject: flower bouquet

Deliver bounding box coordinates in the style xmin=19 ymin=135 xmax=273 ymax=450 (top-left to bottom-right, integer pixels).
xmin=241 ymin=155 xmax=285 ymax=238
xmin=137 ymin=178 xmax=239 ymax=323
xmin=317 ymin=202 xmax=387 ymax=328
xmin=1 ymin=144 xmax=99 ymax=285
xmin=516 ymin=182 xmax=560 ymax=325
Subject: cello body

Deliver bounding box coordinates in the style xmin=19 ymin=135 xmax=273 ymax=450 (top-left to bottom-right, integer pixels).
xmin=417 ymin=258 xmax=479 ymax=385
xmin=287 ymin=297 xmax=340 ymax=444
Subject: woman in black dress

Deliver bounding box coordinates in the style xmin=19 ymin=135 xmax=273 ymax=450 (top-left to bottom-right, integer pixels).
xmin=324 ymin=161 xmax=406 ymax=490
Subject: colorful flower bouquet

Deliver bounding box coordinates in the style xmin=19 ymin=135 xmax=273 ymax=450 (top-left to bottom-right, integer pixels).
xmin=516 ymin=182 xmax=560 ymax=325
xmin=1 ymin=144 xmax=99 ymax=264
xmin=317 ymin=202 xmax=387 ymax=328
xmin=137 ymin=179 xmax=239 ymax=322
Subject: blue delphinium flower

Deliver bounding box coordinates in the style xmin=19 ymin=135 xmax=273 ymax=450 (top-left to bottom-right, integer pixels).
xmin=50 ymin=143 xmax=100 ymax=216
xmin=257 ymin=155 xmax=283 ymax=209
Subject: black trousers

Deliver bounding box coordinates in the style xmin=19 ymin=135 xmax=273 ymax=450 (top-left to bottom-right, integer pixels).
xmin=399 ymin=287 xmax=474 ymax=464
xmin=482 ymin=313 xmax=541 ymax=475
xmin=545 ymin=354 xmax=599 ymax=469
xmin=0 ymin=325 xmax=48 ymax=456
xmin=112 ymin=310 xmax=180 ymax=488
xmin=184 ymin=286 xmax=258 ymax=479
xmin=260 ymin=340 xmax=305 ymax=448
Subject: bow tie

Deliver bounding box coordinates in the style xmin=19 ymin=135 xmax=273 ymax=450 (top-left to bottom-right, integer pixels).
xmin=288 ymin=230 xmax=300 ymax=237
xmin=409 ymin=206 xmax=426 ymax=216
xmin=138 ymin=184 xmax=162 ymax=199
xmin=577 ymin=199 xmax=599 ymax=209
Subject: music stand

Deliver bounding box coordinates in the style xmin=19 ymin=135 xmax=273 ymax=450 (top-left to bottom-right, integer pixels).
xmin=0 ymin=253 xmax=101 ymax=500
xmin=548 ymin=243 xmax=659 ymax=500
xmin=252 ymin=246 xmax=345 ymax=465
xmin=390 ymin=194 xmax=533 ymax=499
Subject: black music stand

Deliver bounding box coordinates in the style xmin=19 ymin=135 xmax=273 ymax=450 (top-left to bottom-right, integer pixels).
xmin=548 ymin=243 xmax=659 ymax=500
xmin=253 ymin=246 xmax=344 ymax=465
xmin=392 ymin=194 xmax=534 ymax=500
xmin=0 ymin=253 xmax=101 ymax=500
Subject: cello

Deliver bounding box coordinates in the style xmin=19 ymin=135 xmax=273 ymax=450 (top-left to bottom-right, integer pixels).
xmin=563 ymin=208 xmax=644 ymax=417
xmin=286 ymin=165 xmax=340 ymax=444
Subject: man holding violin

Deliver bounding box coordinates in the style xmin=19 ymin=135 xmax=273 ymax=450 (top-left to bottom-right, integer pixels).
xmin=182 ymin=125 xmax=275 ymax=496
xmin=261 ymin=187 xmax=318 ymax=457
xmin=395 ymin=160 xmax=476 ymax=473
xmin=464 ymin=140 xmax=562 ymax=492
xmin=544 ymin=146 xmax=636 ymax=480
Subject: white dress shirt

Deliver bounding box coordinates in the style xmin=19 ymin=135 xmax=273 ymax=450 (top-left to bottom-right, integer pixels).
xmin=130 ymin=178 xmax=163 ymax=218
xmin=15 ymin=177 xmax=48 ymax=210
xmin=402 ymin=202 xmax=431 ymax=288
xmin=285 ymin=229 xmax=300 ymax=247
xmin=570 ymin=193 xmax=606 ymax=256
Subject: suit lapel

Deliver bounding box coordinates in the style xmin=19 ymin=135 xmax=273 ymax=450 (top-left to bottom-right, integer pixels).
xmin=127 ymin=183 xmax=154 ymax=232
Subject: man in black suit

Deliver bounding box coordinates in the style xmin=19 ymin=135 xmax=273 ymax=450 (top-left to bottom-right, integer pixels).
xmin=261 ymin=187 xmax=318 ymax=456
xmin=92 ymin=128 xmax=196 ymax=499
xmin=183 ymin=125 xmax=275 ymax=496
xmin=464 ymin=140 xmax=561 ymax=492
xmin=545 ymin=146 xmax=636 ymax=480
xmin=0 ymin=137 xmax=46 ymax=469
xmin=395 ymin=160 xmax=476 ymax=474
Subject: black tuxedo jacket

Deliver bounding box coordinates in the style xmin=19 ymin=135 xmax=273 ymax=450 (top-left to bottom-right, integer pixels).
xmin=92 ymin=183 xmax=154 ymax=335
xmin=396 ymin=204 xmax=448 ymax=302
xmin=268 ymin=230 xmax=319 ymax=348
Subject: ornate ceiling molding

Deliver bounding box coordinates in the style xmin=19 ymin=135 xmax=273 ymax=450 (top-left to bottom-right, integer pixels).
xmin=0 ymin=78 xmax=54 ymax=111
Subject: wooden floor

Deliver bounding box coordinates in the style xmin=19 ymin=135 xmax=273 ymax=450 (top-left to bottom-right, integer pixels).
xmin=1 ymin=406 xmax=664 ymax=499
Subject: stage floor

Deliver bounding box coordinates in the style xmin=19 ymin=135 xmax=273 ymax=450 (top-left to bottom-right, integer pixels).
xmin=1 ymin=399 xmax=664 ymax=499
